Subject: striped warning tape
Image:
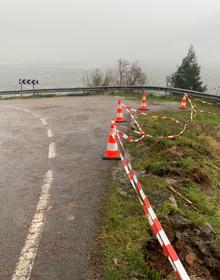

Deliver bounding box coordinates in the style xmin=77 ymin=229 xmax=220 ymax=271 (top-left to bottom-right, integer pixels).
xmin=193 ymin=97 xmax=219 ymax=106
xmin=116 ymin=123 xmax=186 ymax=141
xmin=117 ymin=94 xmax=196 ymax=140
xmin=192 ymin=96 xmax=220 ymax=114
xmin=196 ymin=108 xmax=213 ymax=115
xmin=126 ymin=106 xmax=145 ymax=134
xmin=117 ymin=110 xmax=188 ymax=140
xmin=113 ymin=124 xmax=190 ymax=280
xmin=123 ymin=104 xmax=180 ymax=124
xmin=117 ymin=130 xmax=145 ymax=142
xmin=108 ymin=95 xmax=203 ymax=278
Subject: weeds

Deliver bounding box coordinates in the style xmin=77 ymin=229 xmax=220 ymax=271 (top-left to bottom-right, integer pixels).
xmin=101 ymin=96 xmax=220 ymax=279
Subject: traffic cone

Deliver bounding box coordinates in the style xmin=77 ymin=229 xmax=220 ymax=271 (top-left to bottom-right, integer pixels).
xmin=178 ymin=94 xmax=187 ymax=109
xmin=138 ymin=90 xmax=149 ymax=111
xmin=115 ymin=99 xmax=126 ymax=123
xmin=103 ymin=121 xmax=121 ymax=160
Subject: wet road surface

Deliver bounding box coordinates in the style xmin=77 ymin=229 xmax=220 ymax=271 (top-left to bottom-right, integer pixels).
xmin=0 ymin=96 xmax=179 ymax=280
xmin=0 ymin=96 xmax=119 ymax=280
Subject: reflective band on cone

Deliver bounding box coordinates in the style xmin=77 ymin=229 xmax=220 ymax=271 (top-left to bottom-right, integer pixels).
xmin=178 ymin=94 xmax=187 ymax=109
xmin=115 ymin=99 xmax=126 ymax=122
xmin=103 ymin=120 xmax=120 ymax=160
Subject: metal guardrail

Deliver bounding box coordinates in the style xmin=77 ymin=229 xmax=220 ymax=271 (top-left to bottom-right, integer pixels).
xmin=0 ymin=86 xmax=220 ymax=102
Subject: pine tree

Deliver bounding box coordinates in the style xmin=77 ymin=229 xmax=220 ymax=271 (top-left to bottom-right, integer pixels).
xmin=171 ymin=45 xmax=207 ymax=92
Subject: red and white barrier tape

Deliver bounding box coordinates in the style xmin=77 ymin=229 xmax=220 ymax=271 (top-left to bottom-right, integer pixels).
xmin=109 ymin=95 xmax=201 ymax=278
xmin=119 ymin=94 xmax=196 ymax=140
xmin=193 ymin=97 xmax=220 ymax=106
xmin=113 ymin=126 xmax=190 ymax=280
xmin=189 ymin=96 xmax=220 ymax=115
xmin=116 ymin=111 xmax=188 ymax=141
xmin=117 ymin=130 xmax=145 ymax=142
xmin=123 ymin=104 xmax=180 ymax=124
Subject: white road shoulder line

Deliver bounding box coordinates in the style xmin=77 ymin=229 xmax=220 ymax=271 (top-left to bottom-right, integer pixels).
xmin=11 ymin=170 xmax=53 ymax=280
xmin=47 ymin=128 xmax=53 ymax=138
xmin=40 ymin=118 xmax=47 ymax=126
xmin=48 ymin=142 xmax=56 ymax=159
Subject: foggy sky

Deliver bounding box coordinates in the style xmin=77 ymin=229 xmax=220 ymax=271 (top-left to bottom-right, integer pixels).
xmin=0 ymin=0 xmax=220 ymax=86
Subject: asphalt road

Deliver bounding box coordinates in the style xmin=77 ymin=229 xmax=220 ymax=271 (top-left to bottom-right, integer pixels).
xmin=0 ymin=96 xmax=122 ymax=280
xmin=0 ymin=95 xmax=179 ymax=280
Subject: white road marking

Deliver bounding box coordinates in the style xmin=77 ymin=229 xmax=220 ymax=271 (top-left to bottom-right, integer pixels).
xmin=31 ymin=112 xmax=40 ymax=118
xmin=48 ymin=142 xmax=56 ymax=159
xmin=47 ymin=128 xmax=53 ymax=138
xmin=11 ymin=170 xmax=53 ymax=280
xmin=40 ymin=118 xmax=47 ymax=126
xmin=23 ymin=109 xmax=30 ymax=113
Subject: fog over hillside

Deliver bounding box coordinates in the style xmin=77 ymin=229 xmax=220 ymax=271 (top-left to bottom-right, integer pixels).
xmin=0 ymin=62 xmax=218 ymax=93
xmin=0 ymin=0 xmax=220 ymax=93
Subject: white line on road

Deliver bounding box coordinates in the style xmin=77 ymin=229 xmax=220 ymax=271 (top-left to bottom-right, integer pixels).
xmin=40 ymin=118 xmax=47 ymax=126
xmin=48 ymin=142 xmax=56 ymax=159
xmin=47 ymin=128 xmax=53 ymax=138
xmin=23 ymin=109 xmax=30 ymax=113
xmin=31 ymin=112 xmax=40 ymax=118
xmin=11 ymin=170 xmax=53 ymax=280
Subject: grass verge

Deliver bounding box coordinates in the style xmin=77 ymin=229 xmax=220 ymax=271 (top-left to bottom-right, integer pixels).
xmin=98 ymin=97 xmax=220 ymax=279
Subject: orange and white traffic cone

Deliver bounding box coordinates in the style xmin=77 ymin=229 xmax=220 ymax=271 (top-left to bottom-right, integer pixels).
xmin=138 ymin=90 xmax=149 ymax=111
xmin=178 ymin=94 xmax=187 ymax=109
xmin=115 ymin=99 xmax=126 ymax=123
xmin=103 ymin=120 xmax=121 ymax=160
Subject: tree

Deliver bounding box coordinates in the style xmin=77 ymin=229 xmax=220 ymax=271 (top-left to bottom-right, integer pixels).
xmin=83 ymin=68 xmax=114 ymax=86
xmin=116 ymin=59 xmax=130 ymax=85
xmin=126 ymin=62 xmax=147 ymax=85
xmin=170 ymin=45 xmax=207 ymax=92
xmin=83 ymin=69 xmax=103 ymax=86
xmin=166 ymin=75 xmax=172 ymax=87
xmin=83 ymin=59 xmax=147 ymax=87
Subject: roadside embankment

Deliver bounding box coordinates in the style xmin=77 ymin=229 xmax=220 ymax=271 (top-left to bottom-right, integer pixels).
xmin=91 ymin=96 xmax=220 ymax=280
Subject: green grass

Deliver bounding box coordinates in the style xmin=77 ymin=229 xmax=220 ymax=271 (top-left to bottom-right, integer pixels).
xmin=102 ymin=179 xmax=162 ymax=280
xmin=100 ymin=96 xmax=220 ymax=279
xmin=116 ymin=90 xmax=180 ymax=102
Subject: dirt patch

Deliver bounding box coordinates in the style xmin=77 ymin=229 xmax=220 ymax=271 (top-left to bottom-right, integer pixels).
xmin=144 ymin=166 xmax=181 ymax=178
xmin=205 ymin=136 xmax=220 ymax=151
xmin=167 ymin=145 xmax=184 ymax=157
xmin=189 ymin=168 xmax=211 ymax=186
xmin=143 ymin=215 xmax=220 ymax=279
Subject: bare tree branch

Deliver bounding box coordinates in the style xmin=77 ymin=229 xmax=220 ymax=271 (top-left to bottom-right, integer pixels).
xmin=82 ymin=59 xmax=147 ymax=87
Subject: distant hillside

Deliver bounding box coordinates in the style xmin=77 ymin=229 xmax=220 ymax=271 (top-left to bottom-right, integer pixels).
xmin=0 ymin=63 xmax=219 ymax=93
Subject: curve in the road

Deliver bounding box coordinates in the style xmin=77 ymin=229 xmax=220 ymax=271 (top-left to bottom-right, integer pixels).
xmin=4 ymin=105 xmax=56 ymax=280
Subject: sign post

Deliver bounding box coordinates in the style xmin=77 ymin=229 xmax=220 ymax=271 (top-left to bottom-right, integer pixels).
xmin=18 ymin=79 xmax=39 ymax=96
xmin=18 ymin=79 xmax=23 ymax=96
